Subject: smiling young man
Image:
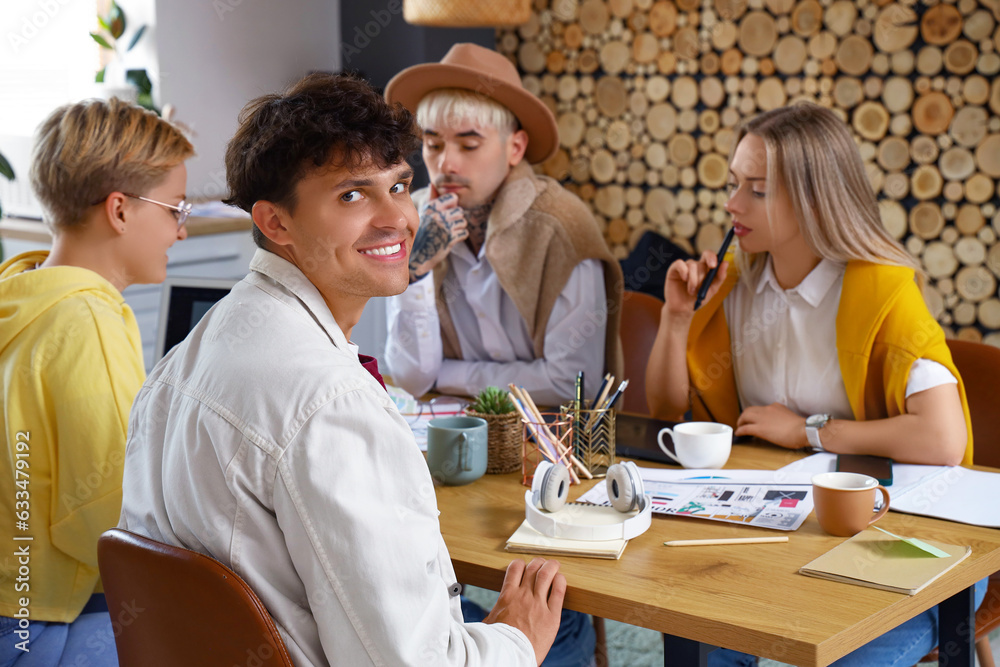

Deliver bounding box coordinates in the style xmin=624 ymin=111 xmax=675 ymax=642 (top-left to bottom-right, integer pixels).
xmin=383 ymin=43 xmax=624 ymax=407
xmin=117 ymin=73 xmax=568 ymax=667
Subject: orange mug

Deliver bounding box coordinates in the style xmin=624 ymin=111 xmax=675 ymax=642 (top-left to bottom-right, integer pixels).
xmin=811 ymin=472 xmax=890 ymax=537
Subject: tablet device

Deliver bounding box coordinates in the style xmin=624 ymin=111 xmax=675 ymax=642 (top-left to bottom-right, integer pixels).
xmin=615 ymin=413 xmax=749 ymax=465
xmin=835 ymin=454 xmax=894 ymax=486
xmin=614 ymin=412 xmax=680 ymax=465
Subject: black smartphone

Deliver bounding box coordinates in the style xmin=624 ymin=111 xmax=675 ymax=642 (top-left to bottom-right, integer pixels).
xmin=835 ymin=454 xmax=893 ymax=486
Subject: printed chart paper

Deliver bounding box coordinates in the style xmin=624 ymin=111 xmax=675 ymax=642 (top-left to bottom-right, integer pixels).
xmin=577 ymin=468 xmax=816 ymax=531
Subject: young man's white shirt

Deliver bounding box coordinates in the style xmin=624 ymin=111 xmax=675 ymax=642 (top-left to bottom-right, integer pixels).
xmin=119 ymin=248 xmax=535 ymax=667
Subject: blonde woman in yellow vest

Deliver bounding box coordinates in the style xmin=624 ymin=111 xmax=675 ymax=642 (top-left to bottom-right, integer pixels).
xmin=647 ymin=102 xmax=972 ymax=467
xmin=646 ymin=103 xmax=984 ymax=667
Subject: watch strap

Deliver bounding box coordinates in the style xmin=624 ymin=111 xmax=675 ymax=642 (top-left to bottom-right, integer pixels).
xmin=806 ymin=414 xmax=831 ymax=451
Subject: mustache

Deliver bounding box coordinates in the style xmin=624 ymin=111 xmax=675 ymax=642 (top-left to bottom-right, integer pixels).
xmin=434 ymin=175 xmax=471 ymax=188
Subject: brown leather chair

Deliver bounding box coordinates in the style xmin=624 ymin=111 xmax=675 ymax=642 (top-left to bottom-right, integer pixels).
xmin=947 ymin=339 xmax=1000 ymax=468
xmin=916 ymin=339 xmax=1000 ymax=666
xmin=619 ymin=290 xmax=664 ymax=415
xmin=97 ymin=528 xmax=293 ymax=667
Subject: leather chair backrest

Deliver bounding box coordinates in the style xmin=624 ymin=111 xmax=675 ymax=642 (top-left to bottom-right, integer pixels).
xmin=620 ymin=291 xmax=664 ymax=415
xmin=97 ymin=528 xmax=294 ymax=667
xmin=946 ymin=339 xmax=1000 ymax=469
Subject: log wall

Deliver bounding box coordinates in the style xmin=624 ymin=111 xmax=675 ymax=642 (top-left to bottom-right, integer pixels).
xmin=498 ymin=0 xmax=1000 ymax=345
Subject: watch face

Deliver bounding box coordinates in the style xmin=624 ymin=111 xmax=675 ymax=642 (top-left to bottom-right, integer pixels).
xmin=807 ymin=414 xmax=828 ymax=428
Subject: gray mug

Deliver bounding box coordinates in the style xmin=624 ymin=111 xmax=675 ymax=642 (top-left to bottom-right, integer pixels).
xmin=426 ymin=416 xmax=488 ymax=486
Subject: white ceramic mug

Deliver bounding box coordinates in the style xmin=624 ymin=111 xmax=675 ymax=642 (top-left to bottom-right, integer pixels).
xmin=657 ymin=422 xmax=733 ymax=469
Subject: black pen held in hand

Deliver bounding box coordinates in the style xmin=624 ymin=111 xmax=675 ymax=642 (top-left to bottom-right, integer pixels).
xmin=693 ymin=226 xmax=736 ymax=310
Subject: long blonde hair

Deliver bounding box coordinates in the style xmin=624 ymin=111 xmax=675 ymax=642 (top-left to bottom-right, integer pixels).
xmin=731 ymin=103 xmax=923 ymax=285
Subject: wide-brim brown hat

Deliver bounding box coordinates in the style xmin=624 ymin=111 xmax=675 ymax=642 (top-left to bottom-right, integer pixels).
xmin=385 ymin=43 xmax=558 ymax=164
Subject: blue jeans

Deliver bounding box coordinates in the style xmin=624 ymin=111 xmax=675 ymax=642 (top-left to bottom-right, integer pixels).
xmin=462 ymin=595 xmax=596 ymax=667
xmin=0 ymin=596 xmax=118 ymax=667
xmin=709 ymin=577 xmax=989 ymax=667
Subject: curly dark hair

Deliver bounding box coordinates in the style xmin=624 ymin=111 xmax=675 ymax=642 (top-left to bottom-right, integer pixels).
xmin=224 ymin=72 xmax=419 ymax=248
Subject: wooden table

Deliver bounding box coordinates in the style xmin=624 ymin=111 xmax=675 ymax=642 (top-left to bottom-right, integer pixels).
xmin=435 ymin=443 xmax=1000 ymax=667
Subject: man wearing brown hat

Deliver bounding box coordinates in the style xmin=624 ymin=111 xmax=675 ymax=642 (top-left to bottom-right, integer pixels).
xmin=384 ymin=43 xmax=624 ymax=408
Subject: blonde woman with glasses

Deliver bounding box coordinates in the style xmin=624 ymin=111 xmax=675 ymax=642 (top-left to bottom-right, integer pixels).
xmin=646 ymin=102 xmax=985 ymax=666
xmin=0 ymin=98 xmax=192 ymax=666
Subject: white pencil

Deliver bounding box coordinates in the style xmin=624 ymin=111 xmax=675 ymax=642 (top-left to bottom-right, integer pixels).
xmin=663 ymin=537 xmax=789 ymax=547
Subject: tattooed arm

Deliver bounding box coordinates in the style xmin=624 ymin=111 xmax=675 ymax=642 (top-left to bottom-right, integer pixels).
xmin=409 ymin=191 xmax=469 ymax=283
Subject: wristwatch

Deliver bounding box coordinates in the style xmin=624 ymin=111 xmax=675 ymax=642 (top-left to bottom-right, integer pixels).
xmin=805 ymin=413 xmax=832 ymax=451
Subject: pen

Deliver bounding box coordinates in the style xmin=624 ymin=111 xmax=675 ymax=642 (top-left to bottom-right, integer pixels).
xmin=663 ymin=537 xmax=789 ymax=547
xmin=602 ymin=379 xmax=629 ymax=412
xmin=590 ymin=379 xmax=628 ymax=435
xmin=694 ymin=226 xmax=736 ymax=310
xmin=573 ymin=371 xmax=583 ymax=453
xmin=591 ymin=373 xmax=612 ymax=410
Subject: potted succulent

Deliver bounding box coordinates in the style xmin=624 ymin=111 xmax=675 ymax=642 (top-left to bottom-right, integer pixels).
xmin=465 ymin=386 xmax=522 ymax=474
xmin=90 ymin=2 xmax=156 ymax=112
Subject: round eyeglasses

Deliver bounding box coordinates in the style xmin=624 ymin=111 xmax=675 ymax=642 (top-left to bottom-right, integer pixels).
xmin=122 ymin=193 xmax=193 ymax=228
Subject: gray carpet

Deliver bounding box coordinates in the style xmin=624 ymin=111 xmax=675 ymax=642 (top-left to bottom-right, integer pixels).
xmin=464 ymin=585 xmax=1000 ymax=666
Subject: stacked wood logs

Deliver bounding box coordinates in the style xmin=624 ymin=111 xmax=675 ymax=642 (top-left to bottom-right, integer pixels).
xmin=499 ymin=0 xmax=1000 ymax=345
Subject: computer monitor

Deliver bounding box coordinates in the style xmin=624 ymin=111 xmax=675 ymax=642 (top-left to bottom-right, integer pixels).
xmin=154 ymin=277 xmax=238 ymax=362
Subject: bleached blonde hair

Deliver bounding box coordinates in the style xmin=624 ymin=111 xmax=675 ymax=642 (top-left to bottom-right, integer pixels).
xmin=731 ymin=103 xmax=923 ymax=286
xmin=416 ymin=88 xmax=519 ymax=137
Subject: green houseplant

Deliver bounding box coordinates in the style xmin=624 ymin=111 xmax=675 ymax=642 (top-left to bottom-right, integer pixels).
xmin=90 ymin=2 xmax=157 ymax=113
xmin=465 ymin=386 xmax=522 ymax=474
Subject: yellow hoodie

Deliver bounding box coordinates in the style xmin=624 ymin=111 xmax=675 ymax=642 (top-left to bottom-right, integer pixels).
xmin=686 ymin=260 xmax=973 ymax=466
xmin=0 ymin=251 xmax=144 ymax=623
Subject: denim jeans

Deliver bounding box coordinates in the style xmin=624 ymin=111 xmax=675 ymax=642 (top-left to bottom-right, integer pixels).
xmin=462 ymin=595 xmax=597 ymax=667
xmin=708 ymin=577 xmax=989 ymax=667
xmin=0 ymin=596 xmax=118 ymax=667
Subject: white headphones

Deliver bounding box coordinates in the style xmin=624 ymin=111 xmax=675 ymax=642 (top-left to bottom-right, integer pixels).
xmin=525 ymin=460 xmax=652 ymax=541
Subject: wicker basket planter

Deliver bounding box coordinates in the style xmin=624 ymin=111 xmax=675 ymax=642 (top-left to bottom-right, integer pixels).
xmin=465 ymin=410 xmax=522 ymax=474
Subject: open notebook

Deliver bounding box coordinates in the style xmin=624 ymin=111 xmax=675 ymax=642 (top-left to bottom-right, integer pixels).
xmin=505 ymin=505 xmax=631 ymax=560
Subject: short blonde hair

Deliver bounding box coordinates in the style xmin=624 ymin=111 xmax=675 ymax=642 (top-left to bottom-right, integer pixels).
xmin=416 ymin=88 xmax=519 ymax=136
xmin=30 ymin=98 xmax=194 ymax=229
xmin=731 ymin=103 xmax=923 ymax=285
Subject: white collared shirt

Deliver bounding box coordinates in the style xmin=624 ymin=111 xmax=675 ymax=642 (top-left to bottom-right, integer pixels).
xmin=724 ymin=257 xmax=955 ymax=419
xmin=385 ymin=242 xmax=606 ymax=405
xmin=119 ymin=249 xmax=534 ymax=667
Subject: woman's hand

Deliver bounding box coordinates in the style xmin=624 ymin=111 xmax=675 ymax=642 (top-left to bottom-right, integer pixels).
xmin=664 ymin=251 xmax=729 ymax=317
xmin=736 ymin=403 xmax=809 ymax=449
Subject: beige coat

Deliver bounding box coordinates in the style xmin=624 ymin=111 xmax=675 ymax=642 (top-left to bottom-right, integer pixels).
xmin=417 ymin=162 xmax=625 ymax=380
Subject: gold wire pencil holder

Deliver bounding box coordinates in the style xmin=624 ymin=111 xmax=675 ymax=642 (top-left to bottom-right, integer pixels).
xmin=561 ymin=404 xmax=616 ymax=477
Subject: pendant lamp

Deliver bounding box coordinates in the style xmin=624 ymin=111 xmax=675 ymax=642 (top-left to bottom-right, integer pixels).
xmin=402 ymin=0 xmax=532 ymax=27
